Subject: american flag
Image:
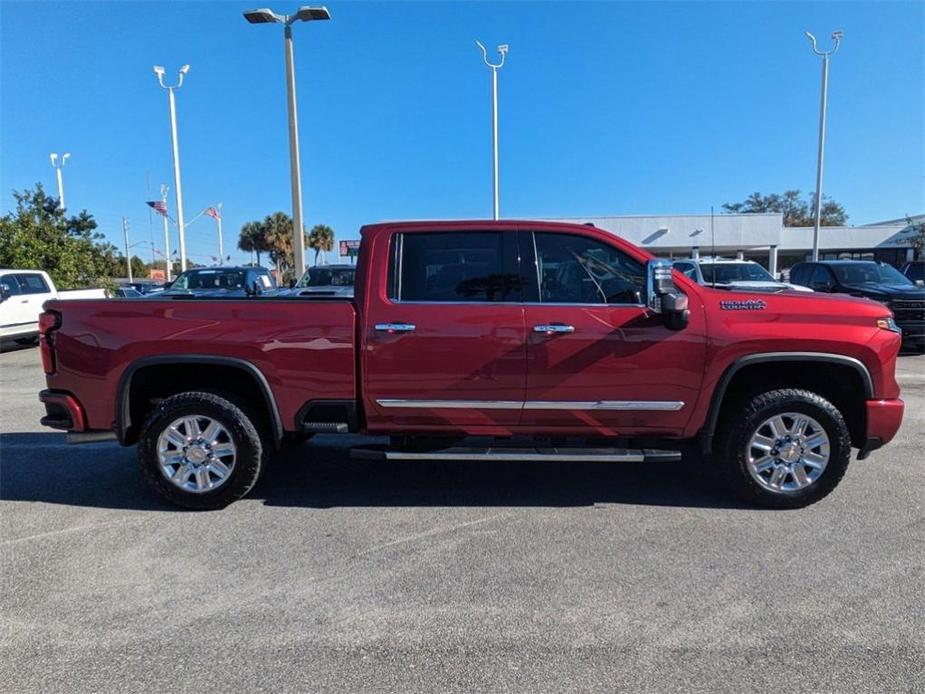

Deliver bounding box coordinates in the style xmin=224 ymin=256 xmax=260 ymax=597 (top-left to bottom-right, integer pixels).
xmin=146 ymin=200 xmax=168 ymax=217
xmin=205 ymin=206 xmax=222 ymax=220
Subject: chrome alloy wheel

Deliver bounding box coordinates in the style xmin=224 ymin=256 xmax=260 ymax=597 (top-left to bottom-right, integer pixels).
xmin=746 ymin=412 xmax=830 ymax=493
xmin=157 ymin=415 xmax=237 ymax=494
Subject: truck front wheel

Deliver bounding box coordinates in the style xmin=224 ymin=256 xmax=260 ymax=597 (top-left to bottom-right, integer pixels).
xmin=137 ymin=391 xmax=266 ymax=510
xmin=715 ymin=388 xmax=851 ymax=509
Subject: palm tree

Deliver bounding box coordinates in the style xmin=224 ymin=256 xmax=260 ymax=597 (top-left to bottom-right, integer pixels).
xmin=263 ymin=212 xmax=294 ymax=277
xmin=237 ymin=221 xmax=269 ymax=266
xmin=308 ymin=224 xmax=335 ymax=266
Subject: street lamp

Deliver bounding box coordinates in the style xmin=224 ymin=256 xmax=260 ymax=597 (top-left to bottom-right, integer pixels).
xmin=243 ymin=5 xmax=331 ymax=275
xmin=804 ymin=30 xmax=842 ymax=262
xmin=49 ymin=152 xmax=70 ymax=210
xmin=476 ymin=40 xmax=508 ymax=221
xmin=154 ymin=63 xmax=191 ymax=271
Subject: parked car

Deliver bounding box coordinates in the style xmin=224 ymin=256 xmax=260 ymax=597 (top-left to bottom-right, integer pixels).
xmin=113 ymin=287 xmax=145 ymax=298
xmin=900 ymin=260 xmax=924 ymax=286
xmin=789 ymin=260 xmax=925 ymax=351
xmin=0 ymin=269 xmax=105 ymax=345
xmin=290 ymin=264 xmax=356 ymax=297
xmin=38 ymin=220 xmax=905 ymax=511
xmin=160 ymin=266 xmax=276 ymax=298
xmin=673 ymin=257 xmax=812 ymax=293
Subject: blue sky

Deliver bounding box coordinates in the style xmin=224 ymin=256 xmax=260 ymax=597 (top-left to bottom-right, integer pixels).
xmin=2 ymin=1 xmax=923 ymax=266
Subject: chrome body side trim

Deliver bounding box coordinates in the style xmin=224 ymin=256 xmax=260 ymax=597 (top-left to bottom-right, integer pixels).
xmin=523 ymin=400 xmax=685 ymax=411
xmin=376 ymin=399 xmax=523 ymax=410
xmin=376 ymin=399 xmax=685 ymax=411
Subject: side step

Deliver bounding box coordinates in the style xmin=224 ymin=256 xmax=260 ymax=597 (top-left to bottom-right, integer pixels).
xmin=301 ymin=421 xmax=350 ymax=434
xmin=351 ymin=445 xmax=681 ymax=463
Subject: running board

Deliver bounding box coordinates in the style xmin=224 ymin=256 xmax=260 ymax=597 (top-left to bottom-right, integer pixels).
xmin=351 ymin=445 xmax=682 ymax=463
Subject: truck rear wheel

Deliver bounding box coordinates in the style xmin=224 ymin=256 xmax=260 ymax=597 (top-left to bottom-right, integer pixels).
xmin=715 ymin=388 xmax=851 ymax=509
xmin=137 ymin=391 xmax=266 ymax=510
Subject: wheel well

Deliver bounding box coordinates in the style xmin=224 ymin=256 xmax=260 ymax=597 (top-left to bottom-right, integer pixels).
xmin=120 ymin=361 xmax=281 ymax=446
xmin=710 ymin=361 xmax=867 ymax=449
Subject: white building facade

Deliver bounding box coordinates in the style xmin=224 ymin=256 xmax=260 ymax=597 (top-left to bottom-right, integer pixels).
xmin=550 ymin=213 xmax=919 ymax=276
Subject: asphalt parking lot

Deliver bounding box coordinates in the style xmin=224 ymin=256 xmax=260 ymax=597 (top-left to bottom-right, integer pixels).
xmin=1 ymin=345 xmax=923 ymax=693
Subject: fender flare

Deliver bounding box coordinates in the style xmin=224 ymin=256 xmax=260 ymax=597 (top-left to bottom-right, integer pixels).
xmin=115 ymin=355 xmax=284 ymax=446
xmin=699 ymin=352 xmax=873 ymax=453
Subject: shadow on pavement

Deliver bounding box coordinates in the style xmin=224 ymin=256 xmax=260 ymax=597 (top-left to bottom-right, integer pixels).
xmin=1 ymin=432 xmax=747 ymax=512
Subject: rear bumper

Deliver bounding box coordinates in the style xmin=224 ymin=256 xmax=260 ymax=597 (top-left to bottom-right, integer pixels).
xmin=858 ymin=398 xmax=905 ymax=460
xmin=38 ymin=389 xmax=87 ymax=431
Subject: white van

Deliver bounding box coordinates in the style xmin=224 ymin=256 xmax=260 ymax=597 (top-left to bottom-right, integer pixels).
xmin=0 ymin=270 xmax=105 ymax=344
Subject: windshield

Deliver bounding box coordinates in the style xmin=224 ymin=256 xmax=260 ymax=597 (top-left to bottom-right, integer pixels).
xmin=172 ymin=269 xmax=249 ymax=290
xmin=830 ymin=262 xmax=914 ymax=286
xmin=700 ymin=263 xmax=775 ymax=284
xmin=297 ymin=267 xmax=356 ymax=288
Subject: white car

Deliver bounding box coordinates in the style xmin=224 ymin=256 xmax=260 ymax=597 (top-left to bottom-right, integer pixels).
xmin=0 ymin=269 xmax=105 ymax=344
xmin=672 ymin=258 xmax=813 ymax=293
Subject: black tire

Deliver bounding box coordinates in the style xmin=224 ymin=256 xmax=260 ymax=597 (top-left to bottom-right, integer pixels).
xmin=137 ymin=391 xmax=266 ymax=510
xmin=715 ymin=388 xmax=851 ymax=509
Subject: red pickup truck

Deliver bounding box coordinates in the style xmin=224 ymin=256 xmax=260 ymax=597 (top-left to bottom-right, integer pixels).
xmin=38 ymin=220 xmax=905 ymax=510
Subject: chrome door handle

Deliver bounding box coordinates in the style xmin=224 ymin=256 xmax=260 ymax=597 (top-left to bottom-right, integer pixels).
xmin=533 ymin=323 xmax=575 ymax=334
xmin=375 ymin=322 xmax=416 ymax=333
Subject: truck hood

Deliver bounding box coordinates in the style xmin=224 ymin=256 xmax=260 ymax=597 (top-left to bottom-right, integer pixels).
xmin=841 ymin=283 xmax=925 ymax=301
xmin=700 ymin=285 xmax=890 ymax=316
xmin=717 ymin=280 xmax=813 ymax=293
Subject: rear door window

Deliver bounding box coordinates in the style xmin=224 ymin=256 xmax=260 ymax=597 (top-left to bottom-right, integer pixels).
xmin=390 ymin=231 xmax=524 ymax=302
xmin=15 ymin=273 xmax=51 ymax=294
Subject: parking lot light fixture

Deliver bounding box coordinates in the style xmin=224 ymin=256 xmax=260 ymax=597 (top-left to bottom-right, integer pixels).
xmin=804 ymin=30 xmax=843 ymax=262
xmin=49 ymin=152 xmax=70 ymax=210
xmin=153 ymin=64 xmax=191 ymax=272
xmin=476 ymin=41 xmax=509 ymax=221
xmin=243 ymin=5 xmax=331 ymax=275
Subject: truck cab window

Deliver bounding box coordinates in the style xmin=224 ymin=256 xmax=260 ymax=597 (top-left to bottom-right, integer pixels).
xmin=532 ymin=232 xmax=645 ymax=305
xmin=15 ymin=273 xmax=50 ymax=294
xmin=391 ymin=231 xmax=523 ymax=302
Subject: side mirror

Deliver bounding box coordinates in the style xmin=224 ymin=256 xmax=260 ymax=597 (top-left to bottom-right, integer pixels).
xmin=647 ymin=259 xmax=690 ymax=331
xmin=0 ymin=285 xmax=10 ymax=302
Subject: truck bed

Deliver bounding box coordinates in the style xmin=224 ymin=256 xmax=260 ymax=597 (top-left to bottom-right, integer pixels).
xmin=43 ymin=297 xmax=357 ymax=435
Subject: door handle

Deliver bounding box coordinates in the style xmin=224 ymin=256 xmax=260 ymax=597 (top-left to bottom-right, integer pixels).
xmin=375 ymin=322 xmax=416 ymax=333
xmin=533 ymin=323 xmax=575 ymax=334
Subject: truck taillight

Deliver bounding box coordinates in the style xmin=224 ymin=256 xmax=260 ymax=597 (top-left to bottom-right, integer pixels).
xmin=39 ymin=310 xmax=61 ymax=374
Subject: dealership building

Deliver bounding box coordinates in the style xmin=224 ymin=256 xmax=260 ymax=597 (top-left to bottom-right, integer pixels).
xmin=554 ymin=213 xmax=921 ymax=277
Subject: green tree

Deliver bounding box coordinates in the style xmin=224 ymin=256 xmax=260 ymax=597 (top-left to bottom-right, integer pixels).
xmin=904 ymin=216 xmax=925 ymax=260
xmin=308 ymin=224 xmax=335 ymax=265
xmin=722 ymin=190 xmax=848 ymax=227
xmin=0 ymin=183 xmax=118 ymax=288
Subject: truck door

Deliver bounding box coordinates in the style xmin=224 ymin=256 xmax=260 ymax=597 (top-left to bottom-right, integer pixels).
xmin=363 ymin=228 xmax=528 ymax=434
xmin=520 ymin=229 xmax=706 ymax=437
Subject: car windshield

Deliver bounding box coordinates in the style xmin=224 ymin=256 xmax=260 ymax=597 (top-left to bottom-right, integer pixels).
xmin=172 ymin=269 xmax=248 ymax=290
xmin=830 ymin=263 xmax=913 ymax=286
xmin=297 ymin=267 xmax=356 ymax=288
xmin=700 ymin=263 xmax=775 ymax=284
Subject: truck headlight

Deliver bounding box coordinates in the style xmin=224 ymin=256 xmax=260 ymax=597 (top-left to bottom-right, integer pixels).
xmin=877 ymin=317 xmax=902 ymax=334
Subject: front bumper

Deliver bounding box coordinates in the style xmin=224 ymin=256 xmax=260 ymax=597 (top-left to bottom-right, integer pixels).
xmin=857 ymin=398 xmax=905 ymax=460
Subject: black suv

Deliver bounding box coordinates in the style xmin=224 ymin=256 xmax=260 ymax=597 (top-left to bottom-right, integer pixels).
xmin=790 ymin=260 xmax=925 ymax=351
xmin=161 ymin=266 xmax=277 ymax=297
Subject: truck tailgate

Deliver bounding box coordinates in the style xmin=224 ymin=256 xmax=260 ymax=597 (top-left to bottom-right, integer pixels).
xmin=43 ymin=298 xmax=357 ymax=433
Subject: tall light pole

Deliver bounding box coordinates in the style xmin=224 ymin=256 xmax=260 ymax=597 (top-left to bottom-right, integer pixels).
xmin=805 ymin=30 xmax=842 ymax=262
xmin=49 ymin=152 xmax=70 ymax=210
xmin=476 ymin=41 xmax=508 ymax=221
xmin=154 ymin=64 xmax=190 ymax=271
xmin=243 ymin=6 xmax=331 ymax=276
